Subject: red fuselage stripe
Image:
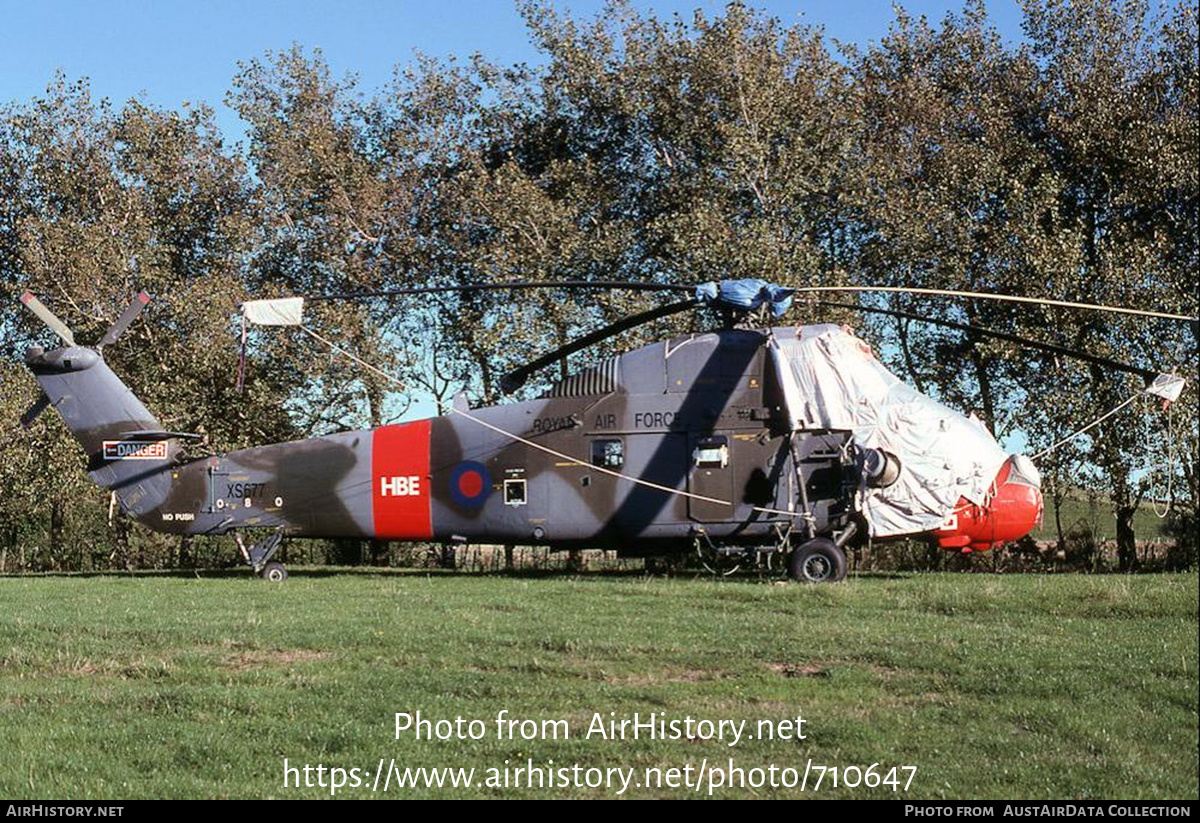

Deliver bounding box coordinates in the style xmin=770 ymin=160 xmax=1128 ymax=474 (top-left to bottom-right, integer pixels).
xmin=371 ymin=420 xmax=433 ymax=539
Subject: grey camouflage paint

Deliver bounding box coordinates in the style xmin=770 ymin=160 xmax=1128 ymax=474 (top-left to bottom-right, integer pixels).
xmin=25 ymin=327 xmax=861 ymax=556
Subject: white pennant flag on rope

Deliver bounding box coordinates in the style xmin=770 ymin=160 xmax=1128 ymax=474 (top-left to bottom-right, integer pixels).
xmin=241 ymin=297 xmax=305 ymax=326
xmin=236 ymin=295 xmax=404 ymax=392
xmin=237 ymin=297 xmax=304 ymax=391
xmin=1145 ymin=373 xmax=1186 ymax=404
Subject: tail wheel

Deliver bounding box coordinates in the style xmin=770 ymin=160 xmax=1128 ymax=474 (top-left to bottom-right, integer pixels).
xmin=261 ymin=561 xmax=288 ymax=583
xmin=788 ymin=538 xmax=847 ymax=584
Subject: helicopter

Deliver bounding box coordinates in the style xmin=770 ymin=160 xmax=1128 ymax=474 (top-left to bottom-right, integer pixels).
xmin=16 ymin=278 xmax=1187 ymax=583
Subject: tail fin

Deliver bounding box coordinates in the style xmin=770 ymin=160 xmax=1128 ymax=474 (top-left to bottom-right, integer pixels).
xmin=20 ymin=291 xmax=176 ymax=516
xmin=25 ymin=346 xmax=176 ymax=514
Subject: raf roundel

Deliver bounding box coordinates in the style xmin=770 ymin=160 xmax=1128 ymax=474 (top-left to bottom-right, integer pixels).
xmin=450 ymin=461 xmax=492 ymax=508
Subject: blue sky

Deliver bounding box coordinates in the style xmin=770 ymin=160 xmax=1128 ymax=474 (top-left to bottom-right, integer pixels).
xmin=1 ymin=1 xmax=1027 ymax=143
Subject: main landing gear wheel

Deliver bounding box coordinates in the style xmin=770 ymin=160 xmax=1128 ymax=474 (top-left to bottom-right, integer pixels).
xmin=788 ymin=538 xmax=847 ymax=584
xmin=261 ymin=561 xmax=288 ymax=582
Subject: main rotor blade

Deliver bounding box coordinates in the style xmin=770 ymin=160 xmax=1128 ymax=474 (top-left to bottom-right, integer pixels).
xmin=501 ymin=298 xmax=698 ymax=393
xmin=19 ymin=291 xmax=76 ymax=347
xmin=307 ymin=280 xmax=695 ymax=302
xmin=99 ymin=292 xmax=151 ymax=347
xmin=797 ymin=286 xmax=1197 ymax=323
xmin=815 ymin=300 xmax=1160 ymax=382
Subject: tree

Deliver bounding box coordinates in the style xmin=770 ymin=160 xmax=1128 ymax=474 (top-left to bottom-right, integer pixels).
xmin=0 ymin=77 xmax=298 ymax=567
xmin=1015 ymin=0 xmax=1198 ymax=568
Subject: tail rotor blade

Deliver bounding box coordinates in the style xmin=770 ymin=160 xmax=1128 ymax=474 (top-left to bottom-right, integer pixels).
xmin=19 ymin=291 xmax=76 ymax=347
xmin=99 ymin=292 xmax=151 ymax=347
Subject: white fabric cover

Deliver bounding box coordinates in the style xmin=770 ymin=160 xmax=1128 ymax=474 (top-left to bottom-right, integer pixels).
xmin=1145 ymin=373 xmax=1185 ymax=403
xmin=769 ymin=324 xmax=1009 ymax=537
xmin=242 ymin=297 xmax=305 ymax=326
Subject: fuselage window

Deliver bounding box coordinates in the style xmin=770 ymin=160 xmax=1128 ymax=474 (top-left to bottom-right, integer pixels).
xmin=590 ymin=439 xmax=624 ymax=469
xmin=504 ymin=478 xmax=527 ymax=506
xmin=693 ymin=436 xmax=729 ymax=469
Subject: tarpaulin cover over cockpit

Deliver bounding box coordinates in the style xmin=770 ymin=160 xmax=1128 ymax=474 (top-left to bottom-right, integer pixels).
xmin=769 ymin=324 xmax=1009 ymax=537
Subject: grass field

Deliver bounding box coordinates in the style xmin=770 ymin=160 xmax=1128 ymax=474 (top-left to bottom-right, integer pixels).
xmin=1 ymin=569 xmax=1196 ymax=800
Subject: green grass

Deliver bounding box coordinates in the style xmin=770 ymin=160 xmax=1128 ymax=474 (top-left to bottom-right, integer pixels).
xmin=1 ymin=570 xmax=1196 ymax=799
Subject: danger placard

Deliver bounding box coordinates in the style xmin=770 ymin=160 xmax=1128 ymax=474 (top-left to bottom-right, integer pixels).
xmin=102 ymin=441 xmax=168 ymax=461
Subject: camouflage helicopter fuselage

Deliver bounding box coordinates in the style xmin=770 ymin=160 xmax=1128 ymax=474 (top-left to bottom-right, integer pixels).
xmin=28 ymin=327 xmax=858 ymax=556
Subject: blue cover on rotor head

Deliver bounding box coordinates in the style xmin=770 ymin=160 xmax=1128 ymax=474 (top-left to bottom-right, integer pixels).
xmin=695 ymin=279 xmax=795 ymax=317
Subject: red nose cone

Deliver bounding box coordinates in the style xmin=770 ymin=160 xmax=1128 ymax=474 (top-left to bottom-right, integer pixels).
xmin=934 ymin=456 xmax=1043 ymax=553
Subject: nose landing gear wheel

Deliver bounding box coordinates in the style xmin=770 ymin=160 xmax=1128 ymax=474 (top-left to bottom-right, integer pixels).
xmin=788 ymin=538 xmax=847 ymax=583
xmin=261 ymin=561 xmax=288 ymax=582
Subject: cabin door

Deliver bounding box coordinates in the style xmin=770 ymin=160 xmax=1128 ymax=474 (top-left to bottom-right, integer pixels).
xmin=688 ymin=433 xmax=734 ymax=522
